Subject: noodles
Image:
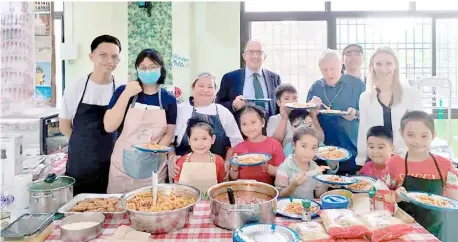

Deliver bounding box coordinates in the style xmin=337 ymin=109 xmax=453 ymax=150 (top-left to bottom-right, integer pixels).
xmin=284 ymin=202 xmax=319 ymax=215
xmin=348 ymin=180 xmax=372 ymax=191
xmin=125 ymin=191 xmax=196 ymax=212
xmin=235 ymin=154 xmax=267 ymax=165
xmin=214 ymin=191 xmax=273 ymax=204
xmin=288 ymin=102 xmax=315 ymax=108
xmin=144 ymin=143 xmax=167 ymax=150
xmin=328 ymin=175 xmax=345 ymax=182
xmin=416 ymin=194 xmax=450 ymax=207
xmin=319 ymin=147 xmax=347 ymax=160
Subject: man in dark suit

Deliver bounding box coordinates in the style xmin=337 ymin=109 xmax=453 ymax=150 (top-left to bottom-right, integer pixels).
xmin=216 ymin=40 xmax=281 ymax=121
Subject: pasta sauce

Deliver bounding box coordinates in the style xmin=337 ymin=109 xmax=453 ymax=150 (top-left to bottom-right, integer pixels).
xmin=214 ymin=191 xmax=273 ymax=204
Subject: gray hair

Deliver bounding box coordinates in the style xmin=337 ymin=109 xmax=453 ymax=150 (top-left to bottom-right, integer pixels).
xmin=318 ymin=49 xmax=341 ymax=65
xmin=192 ymin=71 xmax=217 ymax=88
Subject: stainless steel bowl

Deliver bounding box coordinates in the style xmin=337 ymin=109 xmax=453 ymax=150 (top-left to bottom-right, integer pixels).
xmin=119 ymin=184 xmax=201 ymax=234
xmin=60 ymin=213 xmax=105 ymax=242
xmin=207 ymin=181 xmax=279 ymax=230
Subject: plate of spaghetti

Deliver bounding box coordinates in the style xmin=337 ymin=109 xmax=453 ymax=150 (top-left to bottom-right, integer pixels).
xmin=401 ymin=192 xmax=458 ymax=211
xmin=316 ymin=146 xmax=351 ymax=162
xmin=285 ymin=102 xmax=317 ymax=110
xmin=133 ymin=143 xmax=172 ymax=153
xmin=313 ymin=174 xmax=356 ymax=185
xmin=345 ymin=176 xmax=376 ymax=193
xmin=230 ymin=153 xmax=272 ymax=167
xmin=277 ymin=198 xmax=320 ymax=219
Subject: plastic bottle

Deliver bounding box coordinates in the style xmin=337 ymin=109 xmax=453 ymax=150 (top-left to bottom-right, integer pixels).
xmin=301 ymin=200 xmax=312 ymax=222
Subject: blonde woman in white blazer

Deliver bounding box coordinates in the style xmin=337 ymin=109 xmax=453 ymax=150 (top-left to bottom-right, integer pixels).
xmin=356 ymin=46 xmax=423 ymax=167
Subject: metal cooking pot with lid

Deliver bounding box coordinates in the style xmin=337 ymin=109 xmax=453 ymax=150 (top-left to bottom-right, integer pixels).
xmin=207 ymin=181 xmax=278 ymax=230
xmin=27 ymin=173 xmax=75 ymax=213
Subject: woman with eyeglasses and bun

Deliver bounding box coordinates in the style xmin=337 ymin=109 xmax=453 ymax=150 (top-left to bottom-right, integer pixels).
xmin=104 ymin=49 xmax=177 ymax=193
xmin=168 ymin=71 xmax=243 ymax=182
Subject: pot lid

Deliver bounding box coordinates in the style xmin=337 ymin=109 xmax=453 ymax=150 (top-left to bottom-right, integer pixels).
xmin=27 ymin=173 xmax=75 ymax=192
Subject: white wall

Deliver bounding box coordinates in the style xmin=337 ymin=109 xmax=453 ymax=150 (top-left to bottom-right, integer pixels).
xmin=63 ymin=2 xmax=129 ymax=87
xmin=63 ymin=2 xmax=240 ymax=99
xmin=172 ymin=2 xmax=241 ymax=98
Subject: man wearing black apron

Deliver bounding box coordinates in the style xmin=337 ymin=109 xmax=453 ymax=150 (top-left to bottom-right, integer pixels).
xmin=398 ymin=152 xmax=444 ymax=239
xmin=59 ymin=35 xmax=121 ymax=195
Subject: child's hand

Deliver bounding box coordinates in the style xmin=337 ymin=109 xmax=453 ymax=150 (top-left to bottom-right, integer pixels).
xmin=168 ymin=155 xmax=182 ymax=178
xmin=230 ymin=153 xmax=239 ymax=172
xmin=261 ymin=162 xmax=269 ymax=172
xmin=395 ymin=186 xmax=408 ymax=203
xmin=279 ymin=103 xmax=290 ymax=119
xmin=293 ymin=172 xmax=308 ymax=186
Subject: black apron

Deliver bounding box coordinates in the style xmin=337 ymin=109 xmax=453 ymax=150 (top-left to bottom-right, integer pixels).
xmin=175 ymin=104 xmax=231 ymax=159
xmin=398 ymin=152 xmax=444 ymax=239
xmin=65 ymin=74 xmax=115 ymax=195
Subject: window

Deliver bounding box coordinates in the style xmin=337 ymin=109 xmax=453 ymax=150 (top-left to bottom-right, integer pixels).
xmin=332 ymin=0 xmax=410 ymax=11
xmin=336 ymin=17 xmax=432 ymax=81
xmin=54 ymin=18 xmax=63 ymax=108
xmin=250 ymin=21 xmax=327 ymax=101
xmin=54 ymin=0 xmax=63 ymax=12
xmin=436 ymin=19 xmax=458 ymax=99
xmin=245 ymin=0 xmax=326 ymax=12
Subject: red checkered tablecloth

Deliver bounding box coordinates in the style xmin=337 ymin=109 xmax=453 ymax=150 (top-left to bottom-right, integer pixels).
xmin=45 ymin=201 xmax=439 ymax=242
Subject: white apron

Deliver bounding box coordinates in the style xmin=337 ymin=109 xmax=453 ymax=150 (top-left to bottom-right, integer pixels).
xmin=177 ymin=152 xmax=218 ymax=198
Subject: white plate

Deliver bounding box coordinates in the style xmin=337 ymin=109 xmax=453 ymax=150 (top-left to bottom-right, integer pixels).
xmin=401 ymin=192 xmax=458 ymax=211
xmin=319 ymin=109 xmax=350 ymax=116
xmin=233 ymin=223 xmax=300 ymax=242
xmin=285 ymin=102 xmax=317 ymax=110
xmin=316 ymin=146 xmax=351 ymax=162
xmin=345 ymin=176 xmax=376 ymax=193
xmin=313 ymin=174 xmax=356 ymax=185
xmin=276 ymin=198 xmax=320 ymax=219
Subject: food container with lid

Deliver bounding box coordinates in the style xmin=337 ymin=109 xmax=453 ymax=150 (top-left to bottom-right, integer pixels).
xmin=321 ymin=195 xmax=349 ymax=209
xmin=27 ymin=173 xmax=75 ymax=213
xmin=207 ymin=181 xmax=279 ymax=230
xmin=60 ymin=212 xmax=105 ymax=242
xmin=1 ymin=213 xmax=54 ymax=242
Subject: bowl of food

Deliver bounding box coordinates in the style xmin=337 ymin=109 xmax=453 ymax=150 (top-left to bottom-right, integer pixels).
xmin=60 ymin=213 xmax=105 ymax=242
xmin=119 ymin=184 xmax=201 ymax=234
xmin=319 ymin=189 xmax=353 ymax=207
xmin=207 ymin=180 xmax=279 ymax=230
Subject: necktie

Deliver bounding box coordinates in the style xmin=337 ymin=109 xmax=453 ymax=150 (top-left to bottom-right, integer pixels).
xmin=253 ymin=73 xmax=264 ymax=99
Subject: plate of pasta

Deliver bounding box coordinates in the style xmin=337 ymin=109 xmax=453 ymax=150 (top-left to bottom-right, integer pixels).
xmin=277 ymin=198 xmax=321 ymax=219
xmin=316 ymin=146 xmax=351 ymax=162
xmin=313 ymin=174 xmax=356 ymax=185
xmin=345 ymin=176 xmax=376 ymax=193
xmin=133 ymin=143 xmax=172 ymax=153
xmin=401 ymin=192 xmax=458 ymax=211
xmin=285 ymin=102 xmax=317 ymax=110
xmin=230 ymin=153 xmax=272 ymax=167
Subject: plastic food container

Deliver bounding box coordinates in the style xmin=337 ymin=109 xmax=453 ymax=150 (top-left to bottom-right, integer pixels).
xmin=1 ymin=213 xmax=54 ymax=242
xmin=321 ymin=195 xmax=349 ymax=209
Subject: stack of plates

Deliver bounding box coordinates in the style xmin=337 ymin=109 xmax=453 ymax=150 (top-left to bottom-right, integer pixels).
xmin=233 ymin=223 xmax=300 ymax=242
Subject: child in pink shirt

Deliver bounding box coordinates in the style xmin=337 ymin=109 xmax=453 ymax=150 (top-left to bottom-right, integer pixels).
xmin=229 ymin=105 xmax=285 ymax=185
xmin=359 ymin=126 xmax=393 ymax=178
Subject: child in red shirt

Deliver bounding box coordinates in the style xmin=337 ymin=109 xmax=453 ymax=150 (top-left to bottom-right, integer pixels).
xmin=380 ymin=111 xmax=458 ymax=240
xmin=229 ymin=105 xmax=285 ymax=185
xmin=358 ymin=126 xmax=393 ymax=178
xmin=174 ymin=117 xmax=226 ymax=190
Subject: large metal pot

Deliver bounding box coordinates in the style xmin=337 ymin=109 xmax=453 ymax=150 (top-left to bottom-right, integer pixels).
xmin=119 ymin=184 xmax=201 ymax=234
xmin=207 ymin=181 xmax=279 ymax=230
xmin=27 ymin=174 xmax=75 ymax=213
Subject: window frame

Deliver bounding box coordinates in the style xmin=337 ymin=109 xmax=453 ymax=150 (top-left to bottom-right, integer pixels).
xmin=54 ymin=5 xmax=65 ymax=91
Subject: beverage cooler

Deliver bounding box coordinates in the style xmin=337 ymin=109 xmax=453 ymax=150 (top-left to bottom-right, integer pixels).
xmin=0 ymin=107 xmax=68 ymax=157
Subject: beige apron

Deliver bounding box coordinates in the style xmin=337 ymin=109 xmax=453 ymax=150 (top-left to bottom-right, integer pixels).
xmin=178 ymin=152 xmax=218 ymax=198
xmin=107 ymin=90 xmax=168 ymax=194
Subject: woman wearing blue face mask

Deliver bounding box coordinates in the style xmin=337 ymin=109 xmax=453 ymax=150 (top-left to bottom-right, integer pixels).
xmin=104 ymin=49 xmax=177 ymax=193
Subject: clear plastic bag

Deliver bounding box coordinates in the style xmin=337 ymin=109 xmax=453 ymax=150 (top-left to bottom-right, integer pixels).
xmin=289 ymin=221 xmax=333 ymax=241
xmin=358 ymin=210 xmax=412 ymax=242
xmin=320 ymin=209 xmax=372 ymax=239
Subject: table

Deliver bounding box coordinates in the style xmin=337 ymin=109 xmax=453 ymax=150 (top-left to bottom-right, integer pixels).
xmin=44 ymin=201 xmax=439 ymax=242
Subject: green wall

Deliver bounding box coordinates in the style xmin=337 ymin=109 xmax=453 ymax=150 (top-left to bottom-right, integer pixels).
xmin=127 ymin=2 xmax=173 ymax=84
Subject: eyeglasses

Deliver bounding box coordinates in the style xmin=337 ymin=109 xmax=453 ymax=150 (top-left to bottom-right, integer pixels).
xmin=245 ymin=50 xmax=265 ymax=56
xmin=98 ymin=53 xmax=121 ymax=64
xmin=137 ymin=65 xmax=161 ymax=72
